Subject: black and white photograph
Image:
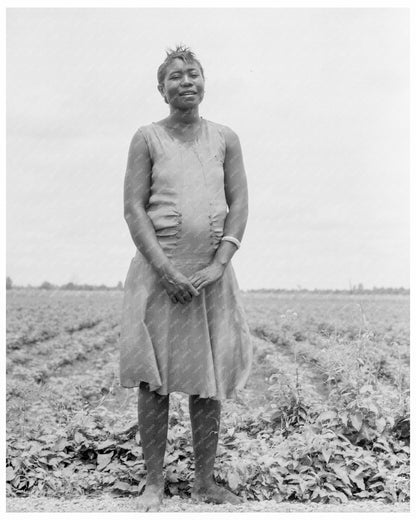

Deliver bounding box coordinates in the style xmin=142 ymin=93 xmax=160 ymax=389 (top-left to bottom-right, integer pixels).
xmin=4 ymin=4 xmax=412 ymax=514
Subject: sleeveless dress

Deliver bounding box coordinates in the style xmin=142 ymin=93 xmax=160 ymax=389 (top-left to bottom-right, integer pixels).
xmin=119 ymin=117 xmax=253 ymax=401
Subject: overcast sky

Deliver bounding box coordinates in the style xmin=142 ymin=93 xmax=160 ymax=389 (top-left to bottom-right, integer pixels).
xmin=6 ymin=7 xmax=409 ymax=290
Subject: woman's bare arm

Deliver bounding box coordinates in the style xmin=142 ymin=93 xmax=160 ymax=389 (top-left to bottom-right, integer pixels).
xmin=212 ymin=126 xmax=249 ymax=268
xmin=124 ymin=129 xmax=176 ymax=276
xmin=188 ymin=126 xmax=248 ymax=291
xmin=124 ymin=130 xmax=199 ymax=302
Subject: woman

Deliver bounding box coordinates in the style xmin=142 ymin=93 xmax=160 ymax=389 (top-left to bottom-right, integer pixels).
xmin=119 ymin=45 xmax=253 ymax=511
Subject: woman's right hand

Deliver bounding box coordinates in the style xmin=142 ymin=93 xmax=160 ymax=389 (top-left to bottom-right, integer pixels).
xmin=159 ymin=269 xmax=200 ymax=304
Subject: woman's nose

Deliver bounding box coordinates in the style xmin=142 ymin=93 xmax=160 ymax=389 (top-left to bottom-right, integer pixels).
xmin=180 ymin=75 xmax=193 ymax=86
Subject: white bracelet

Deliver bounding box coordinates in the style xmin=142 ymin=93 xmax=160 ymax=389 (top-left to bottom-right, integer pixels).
xmin=221 ymin=235 xmax=241 ymax=249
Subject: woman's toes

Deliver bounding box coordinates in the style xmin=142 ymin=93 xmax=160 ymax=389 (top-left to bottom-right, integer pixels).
xmin=137 ymin=484 xmax=164 ymax=511
xmin=191 ymin=482 xmax=243 ymax=504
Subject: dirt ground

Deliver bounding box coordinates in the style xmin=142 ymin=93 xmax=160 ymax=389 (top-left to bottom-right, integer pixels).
xmin=6 ymin=494 xmax=410 ymax=512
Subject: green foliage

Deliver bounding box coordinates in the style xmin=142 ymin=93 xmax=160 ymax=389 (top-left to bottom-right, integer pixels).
xmin=6 ymin=386 xmax=410 ymax=503
xmin=6 ymin=291 xmax=410 ymax=504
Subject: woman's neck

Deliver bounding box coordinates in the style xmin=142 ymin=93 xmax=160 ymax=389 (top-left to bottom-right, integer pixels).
xmin=168 ymin=107 xmax=200 ymax=127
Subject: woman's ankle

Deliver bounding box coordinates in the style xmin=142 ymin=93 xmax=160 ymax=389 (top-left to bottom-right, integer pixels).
xmin=145 ymin=475 xmax=165 ymax=488
xmin=193 ymin=474 xmax=215 ymax=490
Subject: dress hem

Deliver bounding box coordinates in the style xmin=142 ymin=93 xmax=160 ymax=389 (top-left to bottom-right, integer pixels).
xmin=119 ymin=379 xmax=250 ymax=401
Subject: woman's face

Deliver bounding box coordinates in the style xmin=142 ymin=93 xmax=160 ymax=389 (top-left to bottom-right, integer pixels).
xmin=158 ymin=58 xmax=205 ymax=108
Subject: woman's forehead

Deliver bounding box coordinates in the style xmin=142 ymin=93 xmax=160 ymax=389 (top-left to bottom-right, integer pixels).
xmin=165 ymin=58 xmax=201 ymax=73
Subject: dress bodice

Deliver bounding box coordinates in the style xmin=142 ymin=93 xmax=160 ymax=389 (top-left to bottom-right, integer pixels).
xmin=137 ymin=117 xmax=228 ymax=269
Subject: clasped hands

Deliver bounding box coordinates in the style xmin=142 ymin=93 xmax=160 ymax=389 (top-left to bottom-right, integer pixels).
xmin=160 ymin=261 xmax=226 ymax=304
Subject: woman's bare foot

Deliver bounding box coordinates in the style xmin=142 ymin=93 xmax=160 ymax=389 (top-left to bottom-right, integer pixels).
xmin=137 ymin=482 xmax=165 ymax=512
xmin=191 ymin=478 xmax=243 ymax=505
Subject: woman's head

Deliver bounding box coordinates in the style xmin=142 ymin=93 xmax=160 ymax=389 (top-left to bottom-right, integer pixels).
xmin=157 ymin=45 xmax=204 ymax=85
xmin=157 ymin=45 xmax=205 ymax=107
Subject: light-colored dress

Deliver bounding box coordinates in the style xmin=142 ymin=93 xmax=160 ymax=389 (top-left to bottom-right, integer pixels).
xmin=119 ymin=117 xmax=253 ymax=400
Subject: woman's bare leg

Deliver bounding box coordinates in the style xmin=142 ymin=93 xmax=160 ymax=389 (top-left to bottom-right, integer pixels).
xmin=189 ymin=394 xmax=243 ymax=504
xmin=137 ymin=382 xmax=169 ymax=511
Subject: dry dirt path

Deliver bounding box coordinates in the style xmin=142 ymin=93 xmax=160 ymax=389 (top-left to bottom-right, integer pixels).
xmin=6 ymin=494 xmax=409 ymax=513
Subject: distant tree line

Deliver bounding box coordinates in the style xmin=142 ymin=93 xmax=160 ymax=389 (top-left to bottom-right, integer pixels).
xmin=6 ymin=277 xmax=124 ymax=291
xmin=248 ymin=286 xmax=409 ymax=295
xmin=6 ymin=277 xmax=409 ymax=294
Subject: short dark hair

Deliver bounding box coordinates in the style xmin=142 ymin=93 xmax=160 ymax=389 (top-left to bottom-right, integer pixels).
xmin=157 ymin=44 xmax=204 ymax=85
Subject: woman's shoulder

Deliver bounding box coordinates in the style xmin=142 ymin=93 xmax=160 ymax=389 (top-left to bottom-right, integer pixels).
xmin=205 ymin=118 xmax=238 ymax=136
xmin=134 ymin=122 xmax=155 ymax=135
xmin=131 ymin=122 xmax=161 ymax=148
xmin=204 ymin=119 xmax=239 ymax=145
xmin=127 ymin=124 xmax=157 ymax=161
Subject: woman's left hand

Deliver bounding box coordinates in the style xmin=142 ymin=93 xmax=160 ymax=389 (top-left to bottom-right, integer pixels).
xmin=189 ymin=261 xmax=226 ymax=291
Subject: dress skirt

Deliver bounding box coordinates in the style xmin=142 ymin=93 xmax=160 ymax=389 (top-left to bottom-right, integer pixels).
xmin=119 ymin=248 xmax=253 ymax=401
